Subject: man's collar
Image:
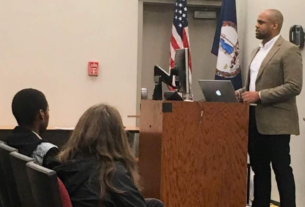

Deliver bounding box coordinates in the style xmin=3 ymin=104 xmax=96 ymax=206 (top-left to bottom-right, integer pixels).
xmin=259 ymin=34 xmax=280 ymax=49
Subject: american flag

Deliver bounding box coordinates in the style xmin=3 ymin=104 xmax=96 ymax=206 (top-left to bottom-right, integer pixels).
xmin=170 ymin=0 xmax=192 ymax=88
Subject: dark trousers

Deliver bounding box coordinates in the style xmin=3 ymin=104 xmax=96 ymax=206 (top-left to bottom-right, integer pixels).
xmin=249 ymin=107 xmax=296 ymax=207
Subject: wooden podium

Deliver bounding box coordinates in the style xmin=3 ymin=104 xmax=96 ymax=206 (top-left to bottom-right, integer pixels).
xmin=139 ymin=100 xmax=249 ymax=207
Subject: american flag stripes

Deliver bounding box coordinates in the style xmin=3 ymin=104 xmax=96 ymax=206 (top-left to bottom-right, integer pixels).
xmin=170 ymin=0 xmax=192 ymax=89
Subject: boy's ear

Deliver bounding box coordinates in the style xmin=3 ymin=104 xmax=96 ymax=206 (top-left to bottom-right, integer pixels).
xmin=39 ymin=109 xmax=45 ymax=120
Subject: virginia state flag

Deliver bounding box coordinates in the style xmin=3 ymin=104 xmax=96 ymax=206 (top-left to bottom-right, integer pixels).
xmin=211 ymin=0 xmax=242 ymax=90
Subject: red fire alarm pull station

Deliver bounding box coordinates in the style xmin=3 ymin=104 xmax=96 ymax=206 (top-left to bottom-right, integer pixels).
xmin=88 ymin=61 xmax=99 ymax=76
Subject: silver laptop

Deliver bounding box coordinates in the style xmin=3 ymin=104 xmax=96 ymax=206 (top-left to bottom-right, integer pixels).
xmin=198 ymin=80 xmax=238 ymax=102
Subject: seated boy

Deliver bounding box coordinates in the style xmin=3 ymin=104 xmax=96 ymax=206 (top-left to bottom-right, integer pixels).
xmin=4 ymin=88 xmax=59 ymax=168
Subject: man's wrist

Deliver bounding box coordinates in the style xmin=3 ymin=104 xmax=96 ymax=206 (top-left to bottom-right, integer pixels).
xmin=236 ymin=91 xmax=241 ymax=101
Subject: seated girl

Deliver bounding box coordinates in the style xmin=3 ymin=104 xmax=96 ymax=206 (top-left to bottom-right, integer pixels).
xmin=55 ymin=104 xmax=163 ymax=207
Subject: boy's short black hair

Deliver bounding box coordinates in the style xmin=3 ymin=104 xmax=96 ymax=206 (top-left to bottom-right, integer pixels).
xmin=12 ymin=89 xmax=48 ymax=126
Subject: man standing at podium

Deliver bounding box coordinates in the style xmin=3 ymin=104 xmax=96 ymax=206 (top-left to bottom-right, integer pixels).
xmin=236 ymin=9 xmax=302 ymax=207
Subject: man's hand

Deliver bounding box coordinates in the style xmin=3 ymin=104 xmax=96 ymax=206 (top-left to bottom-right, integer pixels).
xmin=235 ymin=91 xmax=241 ymax=102
xmin=242 ymin=91 xmax=260 ymax=103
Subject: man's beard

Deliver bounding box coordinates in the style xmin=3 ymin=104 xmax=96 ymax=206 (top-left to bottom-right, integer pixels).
xmin=256 ymin=32 xmax=266 ymax=40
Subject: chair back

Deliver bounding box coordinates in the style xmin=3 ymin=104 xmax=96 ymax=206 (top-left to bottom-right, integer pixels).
xmin=0 ymin=141 xmax=3 ymax=207
xmin=0 ymin=143 xmax=21 ymax=207
xmin=10 ymin=151 xmax=36 ymax=207
xmin=57 ymin=178 xmax=72 ymax=207
xmin=26 ymin=161 xmax=62 ymax=207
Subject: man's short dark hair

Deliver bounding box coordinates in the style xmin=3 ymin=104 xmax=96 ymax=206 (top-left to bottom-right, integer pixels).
xmin=12 ymin=88 xmax=48 ymax=126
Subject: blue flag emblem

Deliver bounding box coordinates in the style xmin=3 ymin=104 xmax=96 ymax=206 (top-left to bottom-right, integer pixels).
xmin=211 ymin=0 xmax=242 ymax=90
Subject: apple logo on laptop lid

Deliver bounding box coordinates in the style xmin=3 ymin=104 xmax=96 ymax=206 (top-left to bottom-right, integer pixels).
xmin=216 ymin=90 xmax=222 ymax=96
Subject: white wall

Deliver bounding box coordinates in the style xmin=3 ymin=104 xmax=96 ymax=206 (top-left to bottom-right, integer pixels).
xmin=242 ymin=0 xmax=305 ymax=205
xmin=236 ymin=0 xmax=248 ymax=83
xmin=0 ymin=0 xmax=138 ymax=127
